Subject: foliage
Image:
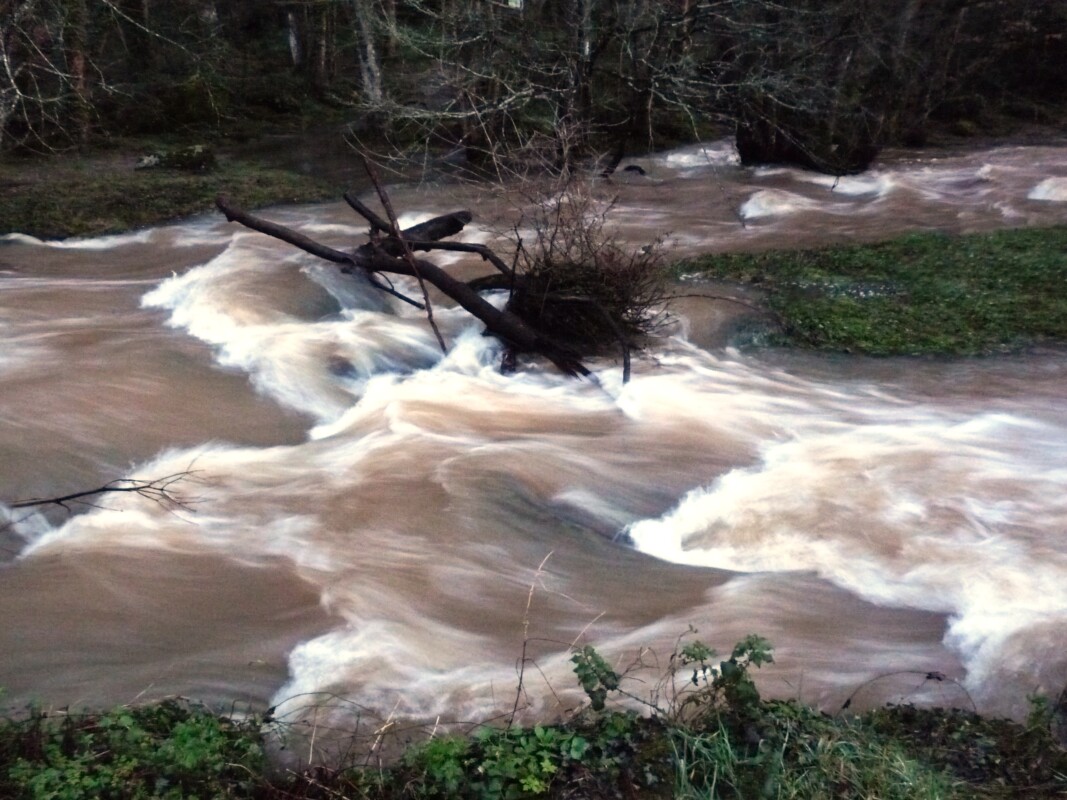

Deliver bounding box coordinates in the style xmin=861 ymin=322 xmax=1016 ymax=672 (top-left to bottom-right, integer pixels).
xmin=571 ymin=645 xmax=621 ymax=712
xmin=865 ymin=703 xmax=1067 ymax=793
xmin=672 ymin=700 xmax=959 ymax=800
xmin=401 ymin=712 xmax=652 ymax=799
xmin=4 ymin=639 xmax=1067 ymax=799
xmin=677 ymin=226 xmax=1067 ymax=356
xmin=3 ymin=0 xmax=1064 ymax=165
xmin=0 ymin=700 xmax=263 ymax=800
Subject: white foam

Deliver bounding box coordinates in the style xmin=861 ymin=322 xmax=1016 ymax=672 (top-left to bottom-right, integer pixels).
xmin=142 ymin=236 xmax=450 ymax=422
xmin=739 ymin=189 xmax=820 ymax=219
xmin=273 ymin=624 xmax=506 ymax=717
xmin=795 ymin=172 xmax=895 ymax=198
xmin=0 ymin=229 xmax=156 ymax=249
xmin=1028 ymin=177 xmax=1067 ymax=201
xmin=628 ymin=405 xmax=1067 ymax=706
xmin=660 ymin=139 xmax=740 ymax=169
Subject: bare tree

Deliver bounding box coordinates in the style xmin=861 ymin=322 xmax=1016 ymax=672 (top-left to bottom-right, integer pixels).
xmin=1 ymin=0 xmax=76 ymax=150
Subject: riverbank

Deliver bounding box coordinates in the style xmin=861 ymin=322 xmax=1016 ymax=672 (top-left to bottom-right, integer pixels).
xmin=3 ymin=639 xmax=1065 ymax=799
xmin=4 ymin=118 xmax=1065 ymax=241
xmin=0 ymin=145 xmax=337 ymax=240
xmin=6 ymin=136 xmax=1067 ymax=361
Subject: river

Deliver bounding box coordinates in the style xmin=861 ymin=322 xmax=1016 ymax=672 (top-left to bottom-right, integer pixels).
xmin=2 ymin=139 xmax=1066 ymax=732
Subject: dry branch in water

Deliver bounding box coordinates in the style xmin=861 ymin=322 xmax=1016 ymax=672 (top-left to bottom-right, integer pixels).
xmin=216 ymin=190 xmax=646 ymax=379
xmin=216 ymin=162 xmax=674 ymax=382
xmin=8 ymin=472 xmax=199 ymax=515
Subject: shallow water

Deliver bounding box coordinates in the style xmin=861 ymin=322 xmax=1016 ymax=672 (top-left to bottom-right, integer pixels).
xmin=2 ymin=138 xmax=1067 ymax=725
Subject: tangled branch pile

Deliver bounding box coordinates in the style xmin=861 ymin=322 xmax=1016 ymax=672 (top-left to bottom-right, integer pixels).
xmin=505 ymin=191 xmax=669 ymax=354
xmin=217 ymin=175 xmax=668 ymax=381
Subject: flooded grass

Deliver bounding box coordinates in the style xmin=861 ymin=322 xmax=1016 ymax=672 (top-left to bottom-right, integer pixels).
xmin=677 ymin=226 xmax=1067 ymax=355
xmin=0 ymin=160 xmax=335 ymax=240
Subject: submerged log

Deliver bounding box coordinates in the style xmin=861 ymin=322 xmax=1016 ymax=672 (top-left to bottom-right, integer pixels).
xmin=215 ymin=194 xmax=591 ymax=378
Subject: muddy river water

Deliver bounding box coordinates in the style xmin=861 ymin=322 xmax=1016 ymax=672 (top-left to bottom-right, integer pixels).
xmin=2 ymin=139 xmax=1067 ymax=728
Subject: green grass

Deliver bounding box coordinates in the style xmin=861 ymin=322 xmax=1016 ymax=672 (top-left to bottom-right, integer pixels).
xmin=677 ymin=226 xmax=1067 ymax=355
xmin=671 ymin=704 xmax=957 ymax=800
xmin=0 ymin=161 xmax=335 ymax=239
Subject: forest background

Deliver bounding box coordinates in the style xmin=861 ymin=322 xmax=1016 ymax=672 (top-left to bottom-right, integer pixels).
xmin=3 ymin=0 xmax=1066 ymax=175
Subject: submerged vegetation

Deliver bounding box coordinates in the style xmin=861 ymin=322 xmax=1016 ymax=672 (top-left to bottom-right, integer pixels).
xmin=678 ymin=226 xmax=1067 ymax=356
xmin=3 ymin=637 xmax=1065 ymax=799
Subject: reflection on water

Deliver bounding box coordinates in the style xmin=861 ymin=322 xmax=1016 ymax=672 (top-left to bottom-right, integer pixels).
xmin=2 ymin=139 xmax=1067 ymax=722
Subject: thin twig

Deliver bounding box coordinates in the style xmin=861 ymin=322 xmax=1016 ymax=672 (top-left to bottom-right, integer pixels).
xmin=836 ymin=670 xmax=976 ymax=715
xmin=361 ymin=157 xmax=448 ymax=354
xmin=9 ymin=471 xmax=198 ymax=514
xmin=510 ymin=552 xmax=554 ymax=728
xmin=366 ymin=273 xmax=425 ymax=309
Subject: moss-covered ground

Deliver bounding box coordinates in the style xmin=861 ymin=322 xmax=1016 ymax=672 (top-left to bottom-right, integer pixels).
xmin=0 ymin=156 xmax=335 ymax=240
xmin=676 ymin=226 xmax=1067 ymax=356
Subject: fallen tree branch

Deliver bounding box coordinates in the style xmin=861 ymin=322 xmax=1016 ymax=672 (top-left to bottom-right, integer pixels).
xmin=363 ymin=157 xmax=448 ymax=354
xmin=217 ymin=195 xmax=353 ymax=265
xmin=9 ymin=471 xmax=198 ymax=515
xmin=215 ymin=196 xmax=591 ymax=378
xmin=342 ymin=195 xmax=513 ymax=277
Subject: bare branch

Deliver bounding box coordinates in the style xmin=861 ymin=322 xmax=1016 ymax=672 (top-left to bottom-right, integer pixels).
xmin=216 ymin=195 xmax=353 ymax=264
xmin=9 ymin=471 xmax=199 ymax=515
xmin=216 ymin=196 xmax=591 ymax=378
xmin=362 ymin=156 xmax=448 ymax=354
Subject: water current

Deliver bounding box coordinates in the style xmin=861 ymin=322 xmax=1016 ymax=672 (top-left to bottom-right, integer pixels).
xmin=2 ymin=139 xmax=1067 ymax=726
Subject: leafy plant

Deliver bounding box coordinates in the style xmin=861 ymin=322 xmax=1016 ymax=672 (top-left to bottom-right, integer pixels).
xmin=1 ymin=701 xmax=263 ymax=800
xmin=663 ymin=633 xmax=774 ymax=726
xmin=404 ymin=722 xmax=615 ymax=799
xmin=571 ymin=645 xmax=621 ymax=712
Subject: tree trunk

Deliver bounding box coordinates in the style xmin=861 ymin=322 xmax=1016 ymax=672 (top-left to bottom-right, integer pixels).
xmin=64 ymin=0 xmax=91 ymax=143
xmin=286 ymin=9 xmax=303 ymax=67
xmin=353 ymin=0 xmax=383 ymax=103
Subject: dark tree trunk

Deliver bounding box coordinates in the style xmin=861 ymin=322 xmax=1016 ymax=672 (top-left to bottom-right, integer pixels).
xmin=64 ymin=0 xmax=91 ymax=143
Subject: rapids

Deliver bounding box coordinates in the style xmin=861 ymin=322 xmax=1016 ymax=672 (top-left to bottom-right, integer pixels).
xmin=2 ymin=139 xmax=1067 ymax=725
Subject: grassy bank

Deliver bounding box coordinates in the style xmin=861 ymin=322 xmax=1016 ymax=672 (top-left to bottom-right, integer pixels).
xmin=677 ymin=226 xmax=1067 ymax=356
xmin=3 ymin=639 xmax=1065 ymax=799
xmin=0 ymin=155 xmax=335 ymax=240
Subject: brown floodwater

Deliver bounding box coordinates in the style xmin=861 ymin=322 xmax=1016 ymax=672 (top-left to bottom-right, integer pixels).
xmin=2 ymin=139 xmax=1067 ymax=728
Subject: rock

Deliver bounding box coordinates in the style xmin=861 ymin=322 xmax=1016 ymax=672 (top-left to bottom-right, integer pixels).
xmin=134 ymin=145 xmax=217 ymax=173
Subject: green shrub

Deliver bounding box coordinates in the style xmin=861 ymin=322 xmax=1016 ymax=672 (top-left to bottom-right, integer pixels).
xmin=0 ymin=701 xmax=263 ymax=800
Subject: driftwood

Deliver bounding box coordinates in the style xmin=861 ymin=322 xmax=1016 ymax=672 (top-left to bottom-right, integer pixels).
xmin=215 ymin=193 xmax=592 ymax=378
xmin=8 ymin=473 xmax=197 ymax=514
